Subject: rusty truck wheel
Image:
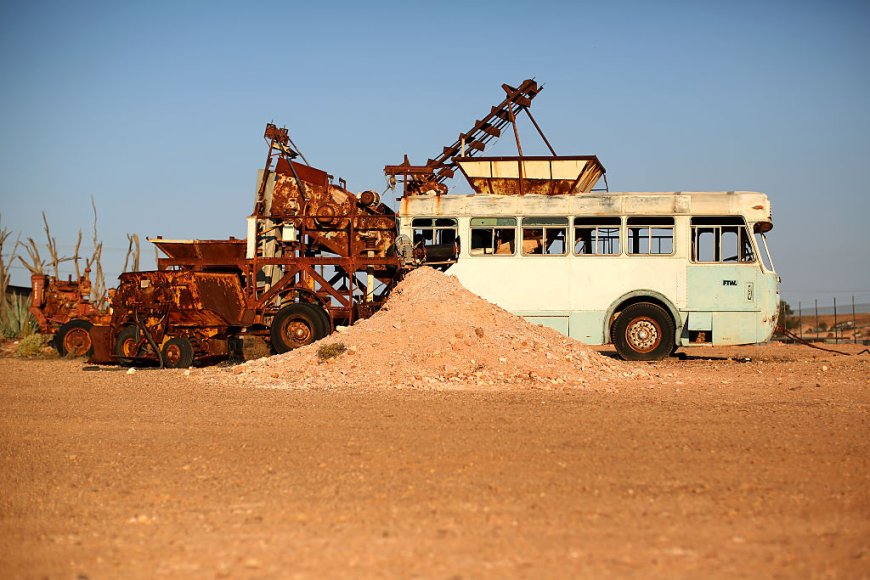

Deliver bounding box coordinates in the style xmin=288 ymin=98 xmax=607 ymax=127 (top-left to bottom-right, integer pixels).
xmin=161 ymin=337 xmax=195 ymax=369
xmin=270 ymin=304 xmax=324 ymax=354
xmin=612 ymin=303 xmax=674 ymax=362
xmin=300 ymin=302 xmax=330 ymax=338
xmin=55 ymin=319 xmax=94 ymax=357
xmin=114 ymin=326 xmax=145 ymax=364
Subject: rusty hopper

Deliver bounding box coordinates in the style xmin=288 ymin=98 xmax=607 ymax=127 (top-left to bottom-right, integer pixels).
xmin=455 ymin=156 xmax=605 ymax=196
xmin=148 ymin=238 xmax=247 ymax=268
xmin=89 ymin=270 xmax=251 ymax=366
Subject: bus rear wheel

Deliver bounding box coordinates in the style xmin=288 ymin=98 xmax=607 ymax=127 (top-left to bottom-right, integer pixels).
xmin=612 ymin=303 xmax=674 ymax=361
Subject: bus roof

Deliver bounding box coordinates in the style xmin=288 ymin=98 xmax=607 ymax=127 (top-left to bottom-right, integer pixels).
xmin=399 ymin=190 xmax=773 ymax=226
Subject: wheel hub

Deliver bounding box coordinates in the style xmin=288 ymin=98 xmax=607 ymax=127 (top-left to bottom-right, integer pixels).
xmin=627 ymin=319 xmax=660 ymax=352
xmin=164 ymin=345 xmax=181 ymax=365
xmin=64 ymin=328 xmax=90 ymax=356
xmin=286 ymin=321 xmax=312 ymax=345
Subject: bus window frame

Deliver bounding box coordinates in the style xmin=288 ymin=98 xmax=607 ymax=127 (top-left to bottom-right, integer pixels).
xmin=626 ymin=217 xmax=675 ymax=256
xmin=521 ymin=217 xmax=569 ymax=257
xmin=573 ymin=216 xmax=622 ymax=256
xmin=411 ymin=217 xmax=459 ymax=264
xmin=469 ymin=217 xmax=517 ymax=256
xmin=690 ymin=216 xmax=756 ymax=264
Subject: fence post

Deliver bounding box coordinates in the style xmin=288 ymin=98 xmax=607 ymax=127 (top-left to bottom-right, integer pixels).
xmin=799 ymin=301 xmax=803 ymax=339
xmin=853 ymin=295 xmax=857 ymax=345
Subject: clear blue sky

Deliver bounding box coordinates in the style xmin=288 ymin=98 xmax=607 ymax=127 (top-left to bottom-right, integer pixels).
xmin=1 ymin=0 xmax=868 ymax=309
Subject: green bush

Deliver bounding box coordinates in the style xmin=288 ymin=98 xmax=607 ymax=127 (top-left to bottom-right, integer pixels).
xmin=16 ymin=334 xmax=47 ymax=358
xmin=1 ymin=294 xmax=38 ymax=339
xmin=317 ymin=341 xmax=347 ymax=362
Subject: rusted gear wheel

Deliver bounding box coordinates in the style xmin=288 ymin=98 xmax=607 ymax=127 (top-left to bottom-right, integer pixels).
xmin=54 ymin=319 xmax=94 ymax=357
xmin=314 ymin=204 xmax=337 ymax=226
xmin=161 ymin=336 xmax=195 ymax=369
xmin=612 ymin=302 xmax=674 ymax=361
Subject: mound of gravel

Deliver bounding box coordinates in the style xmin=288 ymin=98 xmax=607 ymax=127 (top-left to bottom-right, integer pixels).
xmin=208 ymin=267 xmax=640 ymax=390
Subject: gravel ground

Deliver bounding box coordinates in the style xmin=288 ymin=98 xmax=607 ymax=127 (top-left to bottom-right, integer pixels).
xmin=1 ymin=342 xmax=868 ymax=578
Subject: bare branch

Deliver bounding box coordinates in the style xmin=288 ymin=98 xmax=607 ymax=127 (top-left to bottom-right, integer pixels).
xmin=73 ymin=229 xmax=82 ymax=279
xmin=16 ymin=238 xmax=44 ymax=275
xmin=41 ymin=211 xmax=61 ymax=278
xmin=88 ymin=197 xmax=107 ymax=308
xmin=123 ymin=233 xmax=141 ymax=273
xmin=0 ymin=220 xmax=18 ymax=314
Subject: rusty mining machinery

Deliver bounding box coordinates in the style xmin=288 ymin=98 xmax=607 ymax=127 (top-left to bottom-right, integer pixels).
xmin=88 ymin=123 xmax=402 ymax=368
xmin=384 ymin=79 xmax=605 ymax=198
xmin=30 ymin=270 xmax=110 ymax=357
xmin=87 ymin=78 xmax=599 ymax=368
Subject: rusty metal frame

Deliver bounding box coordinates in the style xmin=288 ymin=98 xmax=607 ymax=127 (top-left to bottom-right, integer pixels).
xmin=385 ymin=79 xmax=547 ymax=197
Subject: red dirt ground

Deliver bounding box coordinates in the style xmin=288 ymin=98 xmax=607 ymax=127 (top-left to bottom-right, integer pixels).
xmin=1 ymin=341 xmax=868 ymax=578
xmin=1 ymin=270 xmax=868 ymax=577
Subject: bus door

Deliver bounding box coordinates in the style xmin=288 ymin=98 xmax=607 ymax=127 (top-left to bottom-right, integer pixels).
xmin=686 ymin=217 xmax=760 ymax=344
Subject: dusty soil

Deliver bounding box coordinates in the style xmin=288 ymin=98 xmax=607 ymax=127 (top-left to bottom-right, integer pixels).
xmin=1 ymin=341 xmax=868 ymax=578
xmin=2 ymin=270 xmax=868 ymax=577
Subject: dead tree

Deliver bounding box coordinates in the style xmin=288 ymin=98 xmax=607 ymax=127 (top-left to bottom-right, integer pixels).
xmin=86 ymin=198 xmax=108 ymax=310
xmin=0 ymin=223 xmax=17 ymax=315
xmin=17 ymin=238 xmax=44 ymax=276
xmin=123 ymin=233 xmax=140 ymax=273
xmin=72 ymin=229 xmax=83 ymax=280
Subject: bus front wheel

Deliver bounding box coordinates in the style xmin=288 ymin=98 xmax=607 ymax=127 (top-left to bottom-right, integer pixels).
xmin=612 ymin=303 xmax=674 ymax=361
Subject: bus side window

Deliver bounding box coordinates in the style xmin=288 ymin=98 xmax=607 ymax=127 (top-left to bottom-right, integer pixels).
xmin=470 ymin=217 xmax=517 ymax=256
xmin=690 ymin=217 xmax=755 ymax=263
xmin=574 ymin=217 xmax=621 ymax=255
xmin=523 ymin=228 xmax=544 ymax=254
xmin=627 ymin=217 xmax=674 ymax=255
xmin=412 ymin=217 xmax=459 ymax=264
xmin=522 ymin=217 xmax=568 ymax=256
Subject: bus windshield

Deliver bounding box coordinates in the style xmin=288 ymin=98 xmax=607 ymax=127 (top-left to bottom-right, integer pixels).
xmin=753 ymin=226 xmax=775 ymax=272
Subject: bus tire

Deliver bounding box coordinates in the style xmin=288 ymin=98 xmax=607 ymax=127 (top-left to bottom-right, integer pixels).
xmin=55 ymin=319 xmax=94 ymax=357
xmin=270 ymin=304 xmax=323 ymax=354
xmin=612 ymin=302 xmax=674 ymax=361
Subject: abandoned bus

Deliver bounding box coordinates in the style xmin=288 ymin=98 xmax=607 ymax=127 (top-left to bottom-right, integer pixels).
xmin=398 ymin=187 xmax=780 ymax=361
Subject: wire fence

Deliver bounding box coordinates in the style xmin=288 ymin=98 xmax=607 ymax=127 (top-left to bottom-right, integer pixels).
xmin=779 ymin=296 xmax=868 ymax=344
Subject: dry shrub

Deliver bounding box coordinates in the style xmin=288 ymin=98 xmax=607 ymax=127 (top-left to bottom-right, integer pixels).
xmin=16 ymin=334 xmax=48 ymax=358
xmin=317 ymin=341 xmax=347 ymax=362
